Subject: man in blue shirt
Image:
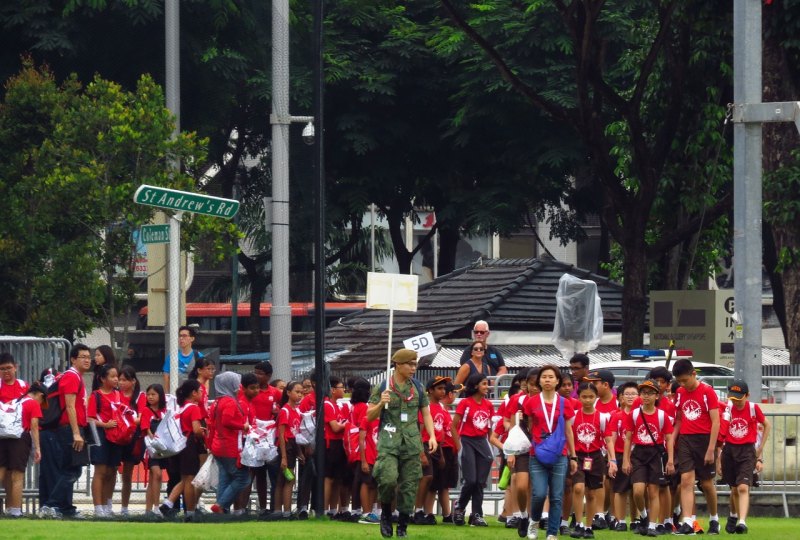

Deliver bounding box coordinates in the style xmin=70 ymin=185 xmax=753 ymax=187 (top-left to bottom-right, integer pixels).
xmin=458 ymin=320 xmax=507 ymax=376
xmin=163 ymin=325 xmax=203 ymax=390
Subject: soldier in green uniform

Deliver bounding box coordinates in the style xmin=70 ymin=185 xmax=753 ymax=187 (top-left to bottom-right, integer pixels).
xmin=367 ymin=349 xmax=437 ymax=538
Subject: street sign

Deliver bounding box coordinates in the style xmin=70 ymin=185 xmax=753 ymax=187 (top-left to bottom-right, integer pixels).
xmin=140 ymin=224 xmax=170 ymax=244
xmin=133 ymin=184 xmax=239 ymax=218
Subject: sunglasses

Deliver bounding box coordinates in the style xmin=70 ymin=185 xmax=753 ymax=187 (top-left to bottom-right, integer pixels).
xmin=473 ymin=330 xmax=488 ymax=335
xmin=472 ymin=347 xmax=485 ymax=352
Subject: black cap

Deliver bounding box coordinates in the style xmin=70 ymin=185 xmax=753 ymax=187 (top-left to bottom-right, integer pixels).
xmin=728 ymin=379 xmax=749 ymax=400
xmin=585 ymin=369 xmax=615 ymax=386
xmin=426 ymin=376 xmax=452 ymax=391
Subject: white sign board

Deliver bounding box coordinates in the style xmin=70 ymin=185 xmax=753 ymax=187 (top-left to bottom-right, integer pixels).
xmin=366 ymin=272 xmax=419 ymax=312
xmin=403 ymin=332 xmax=437 ymax=358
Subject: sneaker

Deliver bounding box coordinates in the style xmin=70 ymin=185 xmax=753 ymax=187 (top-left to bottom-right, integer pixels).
xmin=593 ymin=516 xmax=609 ymax=530
xmin=639 ymin=515 xmax=650 ymax=535
xmin=499 ymin=514 xmax=508 ymax=523
xmin=656 ymin=524 xmax=667 ymax=535
xmin=547 ymin=536 xmax=559 ymax=540
xmin=119 ymin=508 xmax=129 ymax=517
xmin=442 ymin=514 xmax=453 ymax=523
xmin=560 ymin=525 xmax=571 ymax=535
xmin=674 ymin=522 xmax=697 ymax=535
xmin=297 ymin=509 xmax=309 ymax=520
xmin=707 ymin=520 xmax=719 ymax=535
xmin=359 ymin=512 xmax=381 ymax=524
xmin=95 ymin=508 xmax=109 ymax=518
xmin=340 ymin=511 xmax=353 ymax=522
xmin=518 ymin=517 xmax=530 ymax=538
xmin=210 ymin=504 xmax=224 ymax=514
xmin=413 ymin=510 xmax=426 ymax=525
xmin=571 ymin=526 xmax=585 ymax=538
xmin=471 ymin=514 xmax=488 ymax=527
xmin=614 ymin=522 xmax=629 ymax=531
xmin=453 ymin=507 xmax=465 ymax=526
xmin=734 ymin=523 xmax=747 ymax=534
xmin=38 ymin=506 xmax=55 ymax=518
xmin=694 ymin=520 xmax=705 ymax=535
xmin=506 ymin=516 xmax=520 ymax=528
xmin=725 ymin=517 xmax=737 ymax=534
xmin=583 ymin=529 xmax=595 ymax=539
xmin=631 ymin=519 xmax=641 ymax=533
xmin=424 ymin=513 xmax=437 ymax=525
xmin=527 ymin=519 xmax=539 ymax=539
xmin=64 ymin=510 xmax=84 ymax=520
xmin=159 ymin=503 xmax=177 ymax=518
xmin=539 ymin=517 xmax=548 ymax=530
xmin=645 ymin=528 xmax=658 ymax=537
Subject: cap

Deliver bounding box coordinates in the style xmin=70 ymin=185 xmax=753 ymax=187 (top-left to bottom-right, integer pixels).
xmin=585 ymin=369 xmax=615 ymax=386
xmin=637 ymin=379 xmax=660 ymax=393
xmin=426 ymin=376 xmax=452 ymax=391
xmin=446 ymin=382 xmax=464 ymax=394
xmin=391 ymin=348 xmax=418 ymax=365
xmin=728 ymin=379 xmax=749 ymax=400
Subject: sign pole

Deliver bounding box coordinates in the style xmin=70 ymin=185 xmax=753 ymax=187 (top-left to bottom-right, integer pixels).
xmin=385 ymin=279 xmax=396 ymax=408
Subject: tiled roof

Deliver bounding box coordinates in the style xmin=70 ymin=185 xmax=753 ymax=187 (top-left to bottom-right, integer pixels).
xmin=323 ymin=258 xmax=624 ymax=371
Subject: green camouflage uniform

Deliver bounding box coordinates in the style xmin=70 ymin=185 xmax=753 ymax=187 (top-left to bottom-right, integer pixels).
xmin=369 ymin=376 xmax=429 ymax=513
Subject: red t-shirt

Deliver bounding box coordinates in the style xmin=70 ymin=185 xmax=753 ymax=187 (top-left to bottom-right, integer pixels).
xmin=298 ymin=393 xmax=316 ymax=413
xmin=88 ymin=389 xmax=122 ymax=423
xmin=440 ymin=404 xmax=455 ymax=449
xmin=419 ymin=401 xmax=448 ymax=443
xmin=595 ymin=396 xmax=619 ymax=419
xmin=0 ymin=379 xmax=29 ymax=404
xmin=720 ymin=401 xmax=764 ymax=445
xmin=455 ymin=396 xmax=495 ymax=438
xmin=198 ymin=384 xmax=210 ymax=419
xmin=504 ymin=392 xmax=527 ymax=419
xmin=58 ymin=368 xmax=87 ymax=427
xmin=350 ymin=402 xmax=368 ymax=431
xmin=179 ymin=402 xmax=204 ymax=435
xmin=140 ymin=407 xmax=165 ymax=433
xmin=674 ymin=382 xmax=719 ymax=435
xmin=572 ymin=408 xmax=612 ymax=454
xmin=278 ymin=403 xmax=302 ymax=441
xmin=523 ymin=394 xmax=575 ymax=457
xmin=359 ymin=415 xmax=379 ymax=465
xmin=252 ymin=386 xmax=282 ymax=421
xmin=323 ymin=398 xmax=345 ymax=443
xmin=210 ymin=396 xmax=246 ymax=458
xmin=21 ymin=397 xmax=43 ymax=430
xmin=625 ymin=408 xmax=673 ymax=446
xmin=609 ymin=409 xmax=631 ymax=455
xmin=632 ymin=395 xmax=677 ymax=419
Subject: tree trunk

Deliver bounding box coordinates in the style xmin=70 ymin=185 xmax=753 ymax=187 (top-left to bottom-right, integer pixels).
xmin=437 ymin=226 xmax=460 ymax=276
xmin=762 ymin=222 xmax=787 ymax=347
xmin=385 ymin=208 xmax=413 ymax=274
xmin=619 ymin=238 xmax=649 ymax=358
xmin=238 ymin=252 xmax=266 ymax=350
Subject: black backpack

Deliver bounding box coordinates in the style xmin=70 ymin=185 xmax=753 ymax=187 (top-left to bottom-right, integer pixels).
xmin=40 ymin=372 xmax=84 ymax=430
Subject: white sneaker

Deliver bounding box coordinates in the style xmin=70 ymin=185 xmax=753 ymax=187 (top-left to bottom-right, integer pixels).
xmin=38 ymin=506 xmax=54 ymax=518
xmin=527 ymin=519 xmax=539 ymax=539
xmin=546 ymin=536 xmax=558 ymax=540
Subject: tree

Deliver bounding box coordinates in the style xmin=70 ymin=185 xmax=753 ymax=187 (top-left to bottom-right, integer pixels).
xmin=0 ymin=60 xmax=211 ymax=341
xmin=435 ymin=0 xmax=734 ymax=355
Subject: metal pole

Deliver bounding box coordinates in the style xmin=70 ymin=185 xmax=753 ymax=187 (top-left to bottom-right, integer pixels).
xmin=270 ymin=0 xmax=292 ymax=381
xmin=231 ymin=178 xmax=240 ymax=355
xmin=312 ymin=0 xmax=327 ymax=516
xmin=733 ymin=0 xmax=763 ymax=402
xmin=370 ymin=203 xmax=376 ymax=273
xmin=165 ymin=0 xmax=181 ymax=395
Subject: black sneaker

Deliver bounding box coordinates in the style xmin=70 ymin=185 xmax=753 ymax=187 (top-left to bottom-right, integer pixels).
xmin=297 ymin=509 xmax=309 ymax=520
xmin=571 ymin=526 xmax=585 ymax=538
xmin=725 ymin=517 xmax=737 ymax=534
xmin=675 ymin=522 xmax=697 ymax=535
xmin=560 ymin=525 xmax=571 ymax=535
xmin=159 ymin=504 xmax=177 ymax=518
xmin=413 ymin=510 xmax=426 ymax=525
xmin=583 ymin=528 xmax=595 ymax=539
xmin=639 ymin=516 xmax=650 ymax=536
xmin=614 ymin=522 xmax=628 ymax=531
xmin=453 ymin=507 xmax=466 ymax=526
xmin=593 ymin=516 xmax=609 ymax=530
xmin=656 ymin=524 xmax=667 ymax=535
xmin=424 ymin=513 xmax=437 ymax=525
xmin=471 ymin=513 xmax=488 ymax=527
xmin=498 ymin=514 xmax=508 ymax=523
xmin=518 ymin=517 xmax=530 ymax=538
xmin=442 ymin=514 xmax=453 ymax=523
xmin=631 ymin=519 xmax=641 ymax=534
xmin=506 ymin=516 xmax=520 ymax=528
xmin=645 ymin=528 xmax=658 ymax=537
xmin=734 ymin=523 xmax=747 ymax=534
xmin=540 ymin=517 xmax=548 ymax=530
xmin=708 ymin=520 xmax=720 ymax=535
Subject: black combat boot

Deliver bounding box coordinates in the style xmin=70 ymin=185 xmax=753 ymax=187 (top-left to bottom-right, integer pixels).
xmin=397 ymin=513 xmax=410 ymax=537
xmin=380 ymin=504 xmax=393 ymax=538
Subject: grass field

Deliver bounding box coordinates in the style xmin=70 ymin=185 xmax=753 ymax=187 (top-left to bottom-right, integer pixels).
xmin=3 ymin=516 xmax=796 ymax=540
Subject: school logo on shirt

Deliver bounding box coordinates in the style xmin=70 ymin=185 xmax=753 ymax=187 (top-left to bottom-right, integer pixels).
xmin=472 ymin=410 xmax=490 ymax=431
xmin=729 ymin=418 xmax=750 ymax=440
xmin=636 ymin=423 xmax=659 ymax=444
xmin=576 ymin=423 xmax=597 ymax=447
xmin=433 ymin=413 xmax=445 ymax=434
xmin=290 ymin=418 xmax=301 ymax=436
xmin=682 ymin=400 xmax=703 ymax=421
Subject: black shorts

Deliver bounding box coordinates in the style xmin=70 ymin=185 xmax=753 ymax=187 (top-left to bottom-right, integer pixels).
xmin=514 ymin=453 xmax=531 ymax=474
xmin=282 ymin=438 xmax=298 ymax=471
xmin=355 ymin=463 xmax=377 ymax=488
xmin=90 ymin=428 xmax=123 ymax=467
xmin=721 ymin=443 xmax=756 ymax=488
xmin=421 ymin=446 xmax=434 ymax=477
xmin=171 ymin=434 xmax=203 ymax=477
xmin=0 ymin=433 xmax=32 ymax=472
xmin=613 ymin=468 xmax=632 ymax=494
xmin=324 ymin=439 xmax=347 ymax=480
xmin=631 ymin=445 xmax=667 ymax=486
xmin=677 ymin=434 xmax=716 ymax=480
xmin=442 ymin=446 xmax=459 ymax=488
xmin=120 ymin=435 xmax=145 ymax=465
xmin=571 ymin=450 xmax=606 ymax=490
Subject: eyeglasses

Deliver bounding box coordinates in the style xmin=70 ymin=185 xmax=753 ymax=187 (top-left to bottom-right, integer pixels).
xmin=0 ymin=366 xmax=13 ymax=372
xmin=179 ymin=333 xmax=192 ymax=338
xmin=76 ymin=354 xmax=92 ymax=360
xmin=472 ymin=347 xmax=485 ymax=352
xmin=333 ymin=385 xmax=345 ymax=390
xmin=473 ymin=330 xmax=488 ymax=335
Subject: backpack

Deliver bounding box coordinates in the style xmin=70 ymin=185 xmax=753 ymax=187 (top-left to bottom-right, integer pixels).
xmin=40 ymin=370 xmax=84 ymax=430
xmin=0 ymin=397 xmax=30 ymax=439
xmin=93 ymin=391 xmax=137 ymax=445
xmin=533 ymin=396 xmax=567 ymax=466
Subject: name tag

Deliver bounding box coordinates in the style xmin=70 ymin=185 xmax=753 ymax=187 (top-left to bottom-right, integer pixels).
xmin=583 ymin=457 xmax=593 ymax=471
xmin=400 ymin=413 xmax=408 ymax=423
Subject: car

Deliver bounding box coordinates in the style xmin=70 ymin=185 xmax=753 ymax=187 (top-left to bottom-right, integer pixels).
xmin=589 ymin=358 xmax=734 ymax=382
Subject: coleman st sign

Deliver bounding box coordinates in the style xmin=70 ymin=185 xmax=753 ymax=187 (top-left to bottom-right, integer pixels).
xmin=133 ymin=185 xmax=239 ymax=218
xmin=140 ymin=224 xmax=170 ymax=244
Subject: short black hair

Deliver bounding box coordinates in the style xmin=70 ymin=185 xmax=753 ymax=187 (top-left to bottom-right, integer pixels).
xmin=649 ymin=366 xmax=673 ymax=382
xmin=254 ymin=361 xmax=273 ymax=375
xmin=0 ymin=352 xmax=15 ymax=366
xmin=179 ymin=325 xmax=197 ymax=338
xmin=617 ymin=381 xmax=639 ymax=396
xmin=671 ymin=358 xmax=694 ymax=377
xmin=577 ymin=381 xmax=598 ymax=396
xmin=464 ymin=373 xmax=488 ymax=397
xmin=569 ymin=353 xmax=589 ymax=368
xmin=70 ymin=343 xmax=90 ymax=359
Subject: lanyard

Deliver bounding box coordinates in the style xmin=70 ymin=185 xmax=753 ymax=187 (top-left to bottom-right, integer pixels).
xmin=541 ymin=394 xmax=558 ymax=434
xmin=390 ymin=377 xmax=415 ymax=403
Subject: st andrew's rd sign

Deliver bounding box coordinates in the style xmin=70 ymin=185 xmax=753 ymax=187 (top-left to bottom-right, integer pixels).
xmin=133 ymin=185 xmax=239 ymax=218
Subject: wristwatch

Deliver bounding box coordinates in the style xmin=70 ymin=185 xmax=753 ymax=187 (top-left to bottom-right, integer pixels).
xmin=569 ymin=456 xmax=579 ymax=462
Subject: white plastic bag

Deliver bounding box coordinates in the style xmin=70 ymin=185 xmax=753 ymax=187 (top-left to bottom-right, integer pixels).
xmin=240 ymin=433 xmax=264 ymax=468
xmin=551 ymin=273 xmax=603 ymax=358
xmin=295 ymin=411 xmax=316 ymax=447
xmin=503 ymin=424 xmax=532 ymax=456
xmin=192 ymin=455 xmax=219 ymax=490
xmin=148 ymin=405 xmax=188 ymax=458
xmin=0 ymin=398 xmax=26 ymax=439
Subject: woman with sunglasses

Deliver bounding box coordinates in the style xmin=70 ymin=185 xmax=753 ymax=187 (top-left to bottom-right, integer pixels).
xmin=454 ymin=340 xmax=495 ymax=388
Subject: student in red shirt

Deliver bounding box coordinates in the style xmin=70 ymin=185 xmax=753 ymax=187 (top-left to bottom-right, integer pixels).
xmin=358 ymin=393 xmax=381 ymax=524
xmin=583 ymin=369 xmax=618 ymax=530
xmin=348 ymin=378 xmax=372 ymax=521
xmin=622 ymin=379 xmax=675 ymax=537
xmin=672 ymin=359 xmax=721 ymax=535
xmin=0 ymin=352 xmax=29 ymax=404
xmin=0 ymin=381 xmax=44 ymax=517
xmin=117 ymin=365 xmax=146 ymax=517
xmin=521 ymin=364 xmax=579 ymax=540
xmin=438 ymin=381 xmax=459 ymax=523
xmin=569 ymin=382 xmax=617 ymax=539
xmin=413 ymin=376 xmax=450 ymax=525
xmin=609 ymin=381 xmax=638 ymax=531
xmin=210 ymin=372 xmax=251 ymax=514
xmin=276 ymin=381 xmax=304 ymax=515
xmin=159 ymin=379 xmax=207 ymax=519
xmin=141 ymin=383 xmax=167 ymax=517
xmin=232 ymin=372 xmax=261 ymax=515
xmin=718 ymin=380 xmax=770 ymax=534
xmin=505 ymin=368 xmax=540 ymax=531
xmin=557 ymin=372 xmax=579 ymax=534
xmin=251 ymin=361 xmax=283 ymax=512
xmin=88 ymin=364 xmax=123 ymax=517
xmin=452 ymin=373 xmax=495 ymax=527
xmin=324 ymin=376 xmax=348 ymax=518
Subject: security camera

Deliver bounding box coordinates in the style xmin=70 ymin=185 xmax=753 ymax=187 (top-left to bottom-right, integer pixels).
xmin=302 ymin=122 xmax=315 ymax=145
